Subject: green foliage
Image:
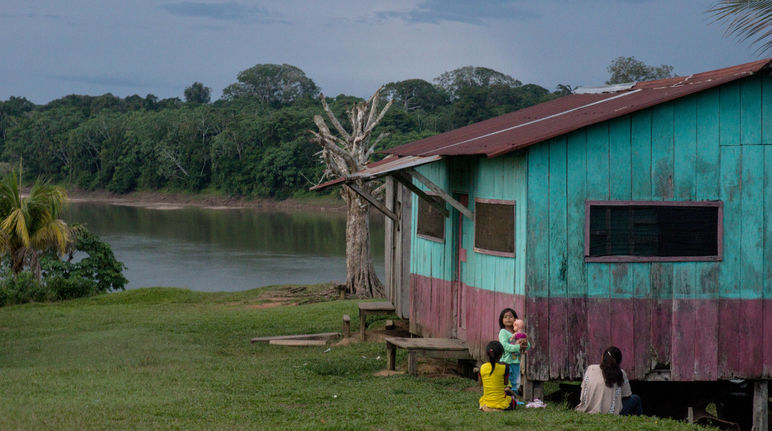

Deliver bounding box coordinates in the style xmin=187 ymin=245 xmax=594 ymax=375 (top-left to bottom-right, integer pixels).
xmin=0 ymin=270 xmax=52 ymax=305
xmin=0 ymin=64 xmax=569 ymax=200
xmin=0 ymin=226 xmax=126 ymax=306
xmin=222 ymin=64 xmax=320 ymax=106
xmin=709 ymin=0 xmax=772 ymax=54
xmin=606 ymin=56 xmax=675 ymax=84
xmin=184 ymin=82 xmax=212 ymax=104
xmin=42 ymin=227 xmax=127 ymax=294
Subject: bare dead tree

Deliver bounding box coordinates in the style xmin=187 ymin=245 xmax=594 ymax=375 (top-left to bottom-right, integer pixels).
xmin=310 ymin=89 xmax=393 ymax=298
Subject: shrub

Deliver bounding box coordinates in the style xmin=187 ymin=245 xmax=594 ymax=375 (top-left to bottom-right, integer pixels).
xmin=0 ymin=271 xmax=52 ymax=306
xmin=46 ymin=274 xmax=96 ymax=300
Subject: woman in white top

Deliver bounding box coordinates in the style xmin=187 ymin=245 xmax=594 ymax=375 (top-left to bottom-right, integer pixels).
xmin=575 ymin=346 xmax=642 ymax=416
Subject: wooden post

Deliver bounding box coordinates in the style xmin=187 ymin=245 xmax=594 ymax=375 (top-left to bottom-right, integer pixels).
xmin=342 ymin=314 xmax=351 ymax=338
xmin=524 ymin=380 xmax=544 ymax=402
xmin=752 ymin=380 xmax=768 ymax=431
xmin=360 ymin=311 xmax=367 ymax=341
xmin=386 ymin=340 xmax=396 ymax=371
xmin=408 ymin=351 xmax=418 ymax=376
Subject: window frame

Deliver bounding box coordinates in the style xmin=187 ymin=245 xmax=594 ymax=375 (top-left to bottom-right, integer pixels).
xmin=473 ymin=197 xmax=516 ymax=258
xmin=584 ymin=200 xmax=723 ymax=263
xmin=416 ymin=193 xmax=446 ymax=243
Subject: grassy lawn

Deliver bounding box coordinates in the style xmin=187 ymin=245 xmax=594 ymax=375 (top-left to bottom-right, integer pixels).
xmin=0 ymin=285 xmax=712 ymax=431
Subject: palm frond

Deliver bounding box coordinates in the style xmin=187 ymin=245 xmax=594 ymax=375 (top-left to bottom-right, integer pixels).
xmin=1 ymin=208 xmax=30 ymax=248
xmin=30 ymin=219 xmax=72 ymax=255
xmin=709 ymin=0 xmax=772 ymax=53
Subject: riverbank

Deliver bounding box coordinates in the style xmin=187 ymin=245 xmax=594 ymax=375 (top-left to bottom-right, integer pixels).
xmin=0 ymin=285 xmax=701 ymax=431
xmin=65 ymin=188 xmax=347 ymax=212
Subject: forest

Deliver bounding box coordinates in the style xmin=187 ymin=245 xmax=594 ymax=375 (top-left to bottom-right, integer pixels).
xmin=0 ymin=64 xmax=572 ymax=199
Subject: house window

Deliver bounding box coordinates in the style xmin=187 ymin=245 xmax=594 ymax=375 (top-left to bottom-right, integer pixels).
xmin=585 ymin=201 xmax=722 ymax=262
xmin=416 ymin=194 xmax=445 ymax=241
xmin=474 ymin=198 xmax=515 ymax=257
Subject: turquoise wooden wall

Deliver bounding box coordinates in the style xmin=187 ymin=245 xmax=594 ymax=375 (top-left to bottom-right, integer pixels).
xmin=410 ymin=153 xmax=528 ymax=296
xmin=525 ymin=74 xmax=772 ymax=303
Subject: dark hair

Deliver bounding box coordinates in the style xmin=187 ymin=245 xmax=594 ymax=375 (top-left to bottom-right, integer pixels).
xmin=485 ymin=341 xmax=504 ymax=375
xmin=600 ymin=346 xmax=624 ymax=387
xmin=498 ymin=308 xmax=518 ymax=329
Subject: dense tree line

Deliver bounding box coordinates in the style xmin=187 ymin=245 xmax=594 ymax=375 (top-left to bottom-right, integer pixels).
xmin=0 ymin=64 xmax=564 ymax=199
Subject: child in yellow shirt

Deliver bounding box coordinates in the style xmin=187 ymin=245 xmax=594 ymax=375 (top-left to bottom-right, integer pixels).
xmin=478 ymin=341 xmax=516 ymax=411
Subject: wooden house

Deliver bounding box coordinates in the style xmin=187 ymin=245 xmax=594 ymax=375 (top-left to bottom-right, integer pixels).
xmin=317 ymin=58 xmax=771 ymax=426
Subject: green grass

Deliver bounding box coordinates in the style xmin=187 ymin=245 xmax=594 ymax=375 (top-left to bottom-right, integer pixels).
xmin=0 ymin=286 xmax=713 ymax=431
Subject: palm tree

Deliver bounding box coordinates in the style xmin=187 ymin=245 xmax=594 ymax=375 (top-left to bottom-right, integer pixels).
xmin=0 ymin=172 xmax=72 ymax=278
xmin=709 ymin=0 xmax=772 ymax=53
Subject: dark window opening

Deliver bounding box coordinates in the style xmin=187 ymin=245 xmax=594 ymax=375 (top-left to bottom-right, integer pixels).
xmin=474 ymin=200 xmax=515 ymax=257
xmin=417 ymin=195 xmax=445 ymax=241
xmin=586 ymin=201 xmax=722 ymax=262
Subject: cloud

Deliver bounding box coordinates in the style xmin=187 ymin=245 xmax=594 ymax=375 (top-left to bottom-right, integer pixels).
xmin=161 ymin=1 xmax=287 ymax=24
xmin=377 ymin=0 xmax=539 ymax=25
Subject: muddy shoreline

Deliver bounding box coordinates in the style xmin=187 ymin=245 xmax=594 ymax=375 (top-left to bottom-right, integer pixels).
xmin=65 ymin=189 xmax=346 ymax=212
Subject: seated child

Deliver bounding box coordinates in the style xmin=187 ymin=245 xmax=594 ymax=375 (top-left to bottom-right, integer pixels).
xmin=479 ymin=340 xmax=516 ymax=412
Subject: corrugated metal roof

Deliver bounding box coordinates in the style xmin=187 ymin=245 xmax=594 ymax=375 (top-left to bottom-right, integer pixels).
xmin=385 ymin=58 xmax=772 ymax=158
xmin=310 ymin=155 xmax=442 ymax=191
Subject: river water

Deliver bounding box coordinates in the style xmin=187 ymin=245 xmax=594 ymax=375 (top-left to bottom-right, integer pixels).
xmin=62 ymin=202 xmax=385 ymax=292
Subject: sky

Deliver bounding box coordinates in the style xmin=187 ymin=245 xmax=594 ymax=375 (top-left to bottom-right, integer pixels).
xmin=0 ymin=0 xmax=764 ymax=105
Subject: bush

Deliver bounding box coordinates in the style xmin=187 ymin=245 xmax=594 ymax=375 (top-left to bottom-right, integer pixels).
xmin=46 ymin=274 xmax=96 ymax=300
xmin=0 ymin=271 xmax=52 ymax=306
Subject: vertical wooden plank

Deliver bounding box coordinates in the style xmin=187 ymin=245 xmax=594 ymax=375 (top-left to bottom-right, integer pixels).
xmin=650 ymin=103 xmax=674 ymax=368
xmin=650 ymin=262 xmax=673 ymax=367
xmin=610 ymin=266 xmax=635 ymax=376
xmin=632 ymin=272 xmax=652 ymax=379
xmin=671 ymin=265 xmax=696 ymax=381
xmin=630 ymin=110 xmax=653 ymax=379
xmin=608 ymin=118 xmax=635 ymax=374
xmin=651 ymin=103 xmax=675 ymax=200
xmin=526 ymin=142 xmax=550 ymax=381
xmin=674 ymin=96 xmax=697 ymax=200
xmin=740 ymin=145 xmax=764 ymax=377
xmin=514 ymin=154 xmax=528 ymax=300
xmin=585 ymin=123 xmax=611 ymax=363
xmin=694 ymin=87 xmax=721 ymax=381
xmin=672 ymin=96 xmax=698 ymax=381
xmin=765 ymin=146 xmax=772 ymax=377
xmin=720 ymin=81 xmax=741 ymax=147
xmin=549 ymin=138 xmax=568 ymax=379
xmin=719 ymin=145 xmax=742 ymax=378
xmin=696 ymin=89 xmax=721 ymax=199
xmin=740 ymin=76 xmax=762 ymax=146
xmin=632 ymin=111 xmax=653 ymax=199
xmin=609 ymin=117 xmax=632 ymax=199
xmin=764 ymin=75 xmax=772 ymax=145
xmin=565 ymin=130 xmax=588 ymax=378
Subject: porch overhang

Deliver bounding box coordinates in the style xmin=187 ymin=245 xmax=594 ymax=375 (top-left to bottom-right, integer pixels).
xmin=310 ymin=154 xmax=473 ymax=221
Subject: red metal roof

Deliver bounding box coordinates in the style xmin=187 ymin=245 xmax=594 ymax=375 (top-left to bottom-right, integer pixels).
xmin=385 ymin=58 xmax=772 ymax=158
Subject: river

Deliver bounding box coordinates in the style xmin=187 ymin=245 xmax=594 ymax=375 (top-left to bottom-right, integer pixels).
xmin=62 ymin=202 xmax=385 ymax=292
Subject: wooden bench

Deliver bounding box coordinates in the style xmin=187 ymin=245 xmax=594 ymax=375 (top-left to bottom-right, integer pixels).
xmin=358 ymin=302 xmax=396 ymax=340
xmin=385 ymin=336 xmax=474 ymax=376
